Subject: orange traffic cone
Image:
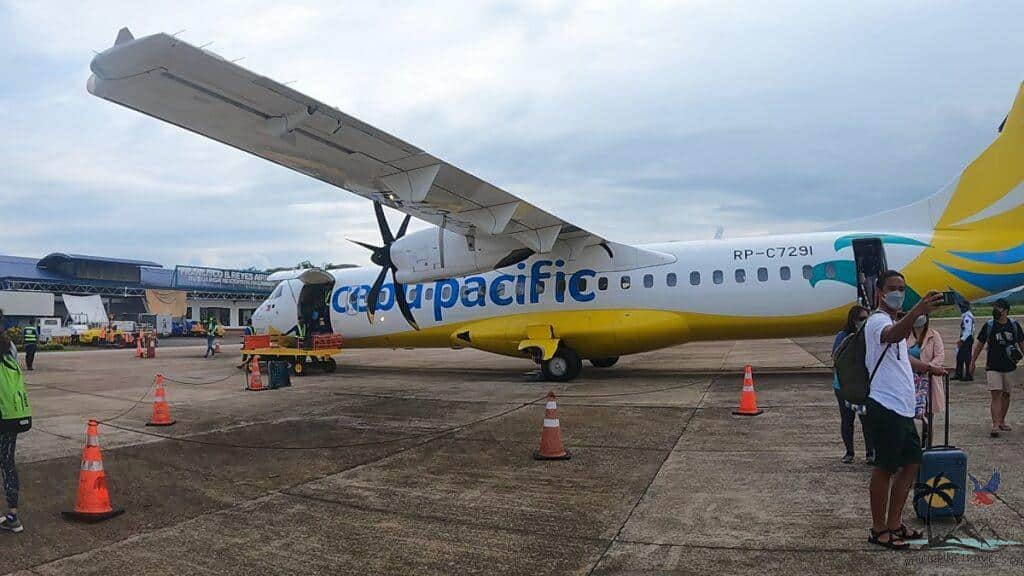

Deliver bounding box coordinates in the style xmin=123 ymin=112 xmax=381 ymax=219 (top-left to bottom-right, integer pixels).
xmin=533 ymin=391 xmax=570 ymax=460
xmin=246 ymin=355 xmax=266 ymax=391
xmin=146 ymin=375 xmax=176 ymax=427
xmin=732 ymin=365 xmax=763 ymax=416
xmin=62 ymin=419 xmax=125 ymax=522
xmin=135 ymin=335 xmax=144 ymax=359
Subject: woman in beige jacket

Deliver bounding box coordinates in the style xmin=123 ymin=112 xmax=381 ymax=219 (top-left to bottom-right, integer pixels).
xmin=908 ymin=315 xmax=947 ymax=445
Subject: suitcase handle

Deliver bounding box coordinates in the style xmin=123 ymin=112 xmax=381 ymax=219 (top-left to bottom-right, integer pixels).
xmin=924 ymin=373 xmax=951 ymax=449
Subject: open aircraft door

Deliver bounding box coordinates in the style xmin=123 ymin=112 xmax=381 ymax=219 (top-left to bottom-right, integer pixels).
xmin=851 ymin=238 xmax=887 ymax=308
xmin=295 ymin=269 xmax=336 ymax=335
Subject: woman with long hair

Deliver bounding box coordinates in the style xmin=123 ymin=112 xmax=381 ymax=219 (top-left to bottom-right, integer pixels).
xmin=833 ymin=305 xmax=875 ymax=464
xmin=908 ymin=314 xmax=947 ymax=446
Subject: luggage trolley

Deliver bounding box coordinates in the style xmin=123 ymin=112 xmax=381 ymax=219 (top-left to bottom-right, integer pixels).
xmin=242 ymin=334 xmax=343 ymax=376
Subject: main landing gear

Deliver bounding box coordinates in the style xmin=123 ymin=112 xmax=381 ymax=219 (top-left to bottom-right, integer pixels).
xmin=541 ymin=346 xmax=582 ymax=382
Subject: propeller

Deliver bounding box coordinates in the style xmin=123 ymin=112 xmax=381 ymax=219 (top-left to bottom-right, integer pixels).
xmin=348 ymin=202 xmax=420 ymax=330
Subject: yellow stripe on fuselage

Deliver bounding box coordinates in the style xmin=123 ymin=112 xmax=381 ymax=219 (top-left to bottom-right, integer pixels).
xmin=344 ymin=304 xmax=851 ymax=359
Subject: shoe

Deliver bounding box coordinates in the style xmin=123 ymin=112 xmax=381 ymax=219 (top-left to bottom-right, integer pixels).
xmin=0 ymin=513 xmax=23 ymax=533
xmin=841 ymin=454 xmax=855 ymax=464
xmin=865 ymin=454 xmax=876 ymax=466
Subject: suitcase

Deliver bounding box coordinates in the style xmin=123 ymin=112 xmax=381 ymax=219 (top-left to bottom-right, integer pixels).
xmin=268 ymin=361 xmax=291 ymax=389
xmin=914 ymin=374 xmax=967 ymax=519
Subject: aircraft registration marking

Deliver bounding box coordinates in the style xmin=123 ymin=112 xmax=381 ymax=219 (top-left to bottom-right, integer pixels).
xmin=733 ymin=246 xmax=814 ymax=260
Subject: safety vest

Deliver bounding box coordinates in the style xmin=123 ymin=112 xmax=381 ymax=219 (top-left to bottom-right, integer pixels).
xmin=296 ymin=323 xmax=307 ymax=339
xmin=0 ymin=352 xmax=31 ymax=432
xmin=22 ymin=326 xmax=38 ymax=344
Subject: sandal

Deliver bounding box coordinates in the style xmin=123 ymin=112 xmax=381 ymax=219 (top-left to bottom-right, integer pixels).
xmin=892 ymin=524 xmax=924 ymax=541
xmin=869 ymin=529 xmax=909 ymax=550
xmin=999 ymin=424 xmax=1012 ymax=431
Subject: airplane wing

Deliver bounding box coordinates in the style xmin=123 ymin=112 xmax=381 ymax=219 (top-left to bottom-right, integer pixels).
xmin=88 ymin=29 xmax=605 ymax=256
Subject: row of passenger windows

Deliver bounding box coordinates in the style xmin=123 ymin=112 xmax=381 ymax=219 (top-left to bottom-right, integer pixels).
xmin=610 ymin=264 xmax=816 ymax=290
xmin=348 ymin=264 xmax=822 ymax=306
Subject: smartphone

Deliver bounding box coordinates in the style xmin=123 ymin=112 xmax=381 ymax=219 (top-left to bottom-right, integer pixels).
xmin=940 ymin=290 xmax=958 ymax=306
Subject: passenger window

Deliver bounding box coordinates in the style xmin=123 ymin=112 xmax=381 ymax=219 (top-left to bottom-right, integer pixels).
xmin=621 ymin=276 xmax=631 ymax=289
xmin=556 ymin=278 xmax=566 ymax=294
xmin=598 ymin=277 xmax=608 ymax=291
xmin=425 ymin=287 xmax=433 ymax=300
xmin=516 ymin=281 xmax=526 ymax=299
xmin=441 ymin=285 xmax=452 ymax=300
xmin=378 ymin=287 xmax=390 ymax=304
xmin=574 ymin=277 xmax=587 ymax=292
xmin=536 ymin=281 xmax=546 ymax=295
xmin=667 ymin=273 xmax=677 ymax=287
xmin=348 ymin=292 xmax=359 ymax=307
xmin=689 ymin=271 xmax=700 ymax=286
xmin=643 ymin=274 xmax=654 ymax=288
xmin=735 ymin=269 xmax=746 ymax=283
xmin=780 ymin=266 xmax=791 ymax=281
xmin=496 ymin=284 xmax=506 ymax=298
xmin=713 ymin=270 xmax=723 ymax=285
xmin=825 ymin=262 xmax=836 ymax=279
xmin=757 ymin=267 xmax=768 ymax=282
xmin=802 ymin=265 xmax=812 ymax=280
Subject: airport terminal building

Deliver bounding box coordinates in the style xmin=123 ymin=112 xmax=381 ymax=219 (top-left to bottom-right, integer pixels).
xmin=0 ymin=253 xmax=274 ymax=329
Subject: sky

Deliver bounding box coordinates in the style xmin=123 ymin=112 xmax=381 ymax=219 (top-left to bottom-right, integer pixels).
xmin=1 ymin=1 xmax=1022 ymax=271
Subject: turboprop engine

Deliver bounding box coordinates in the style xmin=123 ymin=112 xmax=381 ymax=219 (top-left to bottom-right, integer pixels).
xmin=349 ymin=202 xmax=534 ymax=329
xmin=390 ymin=227 xmax=533 ymax=285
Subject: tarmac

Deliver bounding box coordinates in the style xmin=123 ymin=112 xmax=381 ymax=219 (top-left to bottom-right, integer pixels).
xmin=2 ymin=318 xmax=1023 ymax=575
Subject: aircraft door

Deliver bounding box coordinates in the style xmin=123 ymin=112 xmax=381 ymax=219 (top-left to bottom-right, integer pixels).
xmin=298 ymin=281 xmax=336 ymax=336
xmin=851 ymin=238 xmax=887 ymax=308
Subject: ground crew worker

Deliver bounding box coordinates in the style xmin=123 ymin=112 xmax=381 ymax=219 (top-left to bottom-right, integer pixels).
xmin=20 ymin=325 xmax=37 ymax=371
xmin=0 ymin=309 xmax=31 ymax=534
xmin=204 ymin=317 xmax=219 ymax=358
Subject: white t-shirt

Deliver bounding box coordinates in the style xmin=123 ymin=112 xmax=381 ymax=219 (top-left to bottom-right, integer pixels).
xmin=865 ymin=311 xmax=915 ymax=417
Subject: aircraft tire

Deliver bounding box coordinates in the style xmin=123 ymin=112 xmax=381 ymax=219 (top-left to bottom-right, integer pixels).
xmin=589 ymin=357 xmax=619 ymax=368
xmin=541 ymin=346 xmax=582 ymax=382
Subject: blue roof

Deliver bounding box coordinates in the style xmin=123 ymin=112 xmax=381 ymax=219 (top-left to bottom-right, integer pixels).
xmin=37 ymin=252 xmax=162 ymax=269
xmin=0 ymin=253 xmax=269 ymax=294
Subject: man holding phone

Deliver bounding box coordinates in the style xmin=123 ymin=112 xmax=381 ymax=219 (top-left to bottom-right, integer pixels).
xmin=971 ymin=298 xmax=1024 ymax=437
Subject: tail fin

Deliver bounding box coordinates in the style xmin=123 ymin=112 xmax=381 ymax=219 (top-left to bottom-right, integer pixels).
xmin=934 ymin=82 xmax=1024 ymax=231
xmin=830 ymin=83 xmax=1024 ymax=233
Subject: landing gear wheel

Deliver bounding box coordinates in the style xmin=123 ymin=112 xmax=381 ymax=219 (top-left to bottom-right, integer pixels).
xmin=589 ymin=357 xmax=619 ymax=368
xmin=541 ymin=346 xmax=582 ymax=382
xmin=322 ymin=357 xmax=337 ymax=373
xmin=291 ymin=358 xmax=307 ymax=377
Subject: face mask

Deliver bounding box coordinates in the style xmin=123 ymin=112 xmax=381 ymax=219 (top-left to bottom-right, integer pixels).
xmin=883 ymin=290 xmax=905 ymax=311
xmin=914 ymin=316 xmax=927 ymax=329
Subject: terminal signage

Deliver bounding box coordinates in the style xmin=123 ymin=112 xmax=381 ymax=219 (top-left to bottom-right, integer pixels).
xmin=173 ymin=266 xmax=275 ymax=292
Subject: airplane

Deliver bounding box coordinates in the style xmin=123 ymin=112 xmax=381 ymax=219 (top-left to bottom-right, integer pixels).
xmin=88 ymin=29 xmax=1024 ymax=381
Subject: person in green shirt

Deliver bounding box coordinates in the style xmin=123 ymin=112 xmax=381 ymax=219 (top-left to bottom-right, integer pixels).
xmin=204 ymin=317 xmax=219 ymax=358
xmin=21 ymin=325 xmax=38 ymax=371
xmin=0 ymin=309 xmax=30 ymax=533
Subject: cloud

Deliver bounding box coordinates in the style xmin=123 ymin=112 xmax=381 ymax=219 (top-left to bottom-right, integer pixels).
xmin=1 ymin=1 xmax=1022 ymax=270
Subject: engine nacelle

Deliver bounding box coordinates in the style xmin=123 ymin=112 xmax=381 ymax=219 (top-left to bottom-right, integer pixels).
xmin=391 ymin=227 xmax=532 ymax=284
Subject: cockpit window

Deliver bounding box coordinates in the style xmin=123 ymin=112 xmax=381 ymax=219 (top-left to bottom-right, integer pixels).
xmin=271 ymin=284 xmax=284 ymax=299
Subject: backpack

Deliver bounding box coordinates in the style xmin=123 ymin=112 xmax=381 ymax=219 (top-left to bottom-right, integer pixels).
xmin=833 ymin=312 xmax=892 ymax=404
xmin=0 ymin=353 xmax=31 ymax=434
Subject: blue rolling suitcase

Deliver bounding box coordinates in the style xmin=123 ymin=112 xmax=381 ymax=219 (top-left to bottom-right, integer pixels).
xmin=915 ymin=375 xmax=967 ymax=519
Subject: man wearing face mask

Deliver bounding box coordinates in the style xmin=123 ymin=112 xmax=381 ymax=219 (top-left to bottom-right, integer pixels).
xmin=970 ymin=298 xmax=1024 ymax=437
xmin=864 ymin=271 xmax=945 ymax=550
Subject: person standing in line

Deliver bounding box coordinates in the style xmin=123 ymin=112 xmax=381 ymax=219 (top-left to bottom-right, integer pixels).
xmin=20 ymin=325 xmax=38 ymax=371
xmin=970 ymin=298 xmax=1024 ymax=437
xmin=864 ymin=271 xmax=944 ymax=550
xmin=907 ymin=315 xmax=946 ymax=447
xmin=953 ymin=302 xmax=975 ymax=381
xmin=833 ymin=305 xmax=875 ymax=464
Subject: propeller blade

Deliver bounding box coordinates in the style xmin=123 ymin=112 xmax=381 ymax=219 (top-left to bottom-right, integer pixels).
xmin=365 ymin=266 xmax=389 ymax=324
xmin=374 ymin=202 xmax=394 ymax=245
xmin=392 ymin=277 xmax=420 ymax=331
xmin=347 ymin=239 xmax=380 ymax=252
xmin=395 ymin=214 xmax=411 ymax=239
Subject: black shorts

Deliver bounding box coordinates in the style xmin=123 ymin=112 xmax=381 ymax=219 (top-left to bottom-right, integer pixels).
xmin=865 ymin=398 xmax=922 ymax=473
